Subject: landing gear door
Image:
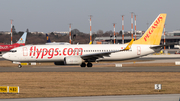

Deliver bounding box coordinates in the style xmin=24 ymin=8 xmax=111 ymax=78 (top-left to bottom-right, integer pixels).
xmin=137 ymin=46 xmax=141 ymax=55
xmin=23 ymin=47 xmax=28 ymax=56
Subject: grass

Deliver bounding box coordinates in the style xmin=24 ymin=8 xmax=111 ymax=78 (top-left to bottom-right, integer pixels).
xmin=0 ymin=60 xmax=180 ymax=98
xmin=0 ymin=72 xmax=180 ymax=98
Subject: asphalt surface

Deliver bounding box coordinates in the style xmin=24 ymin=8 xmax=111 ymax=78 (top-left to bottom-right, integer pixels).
xmin=0 ymin=55 xmax=180 ymax=100
xmin=1 ymin=66 xmax=180 ymax=72
xmin=1 ymin=94 xmax=180 ymax=101
xmin=1 ymin=55 xmax=180 ymax=72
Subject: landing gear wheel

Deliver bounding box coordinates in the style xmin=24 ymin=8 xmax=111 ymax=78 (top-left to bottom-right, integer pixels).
xmin=87 ymin=62 xmax=93 ymax=67
xmin=18 ymin=64 xmax=22 ymax=68
xmin=81 ymin=63 xmax=86 ymax=67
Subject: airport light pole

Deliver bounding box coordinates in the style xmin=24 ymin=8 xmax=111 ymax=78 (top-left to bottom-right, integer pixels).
xmin=122 ymin=15 xmax=124 ymax=44
xmin=134 ymin=14 xmax=137 ymax=40
xmin=131 ymin=12 xmax=133 ymax=40
xmin=113 ymin=23 xmax=116 ymax=44
xmin=69 ymin=23 xmax=71 ymax=44
xmin=89 ymin=15 xmax=92 ymax=44
xmin=10 ymin=19 xmax=13 ymax=45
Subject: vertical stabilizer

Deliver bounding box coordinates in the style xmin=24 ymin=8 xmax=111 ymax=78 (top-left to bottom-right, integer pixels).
xmin=132 ymin=13 xmax=166 ymax=45
xmin=17 ymin=32 xmax=27 ymax=44
xmin=46 ymin=34 xmax=51 ymax=43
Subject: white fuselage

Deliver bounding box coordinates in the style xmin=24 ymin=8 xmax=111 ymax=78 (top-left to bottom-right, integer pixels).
xmin=3 ymin=44 xmax=158 ymax=62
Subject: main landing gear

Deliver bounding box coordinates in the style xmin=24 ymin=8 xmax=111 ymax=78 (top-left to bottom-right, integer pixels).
xmin=80 ymin=62 xmax=93 ymax=68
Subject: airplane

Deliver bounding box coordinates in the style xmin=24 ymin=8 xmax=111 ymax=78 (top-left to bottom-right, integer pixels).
xmin=3 ymin=13 xmax=166 ymax=68
xmin=46 ymin=33 xmax=51 ymax=43
xmin=45 ymin=33 xmax=71 ymax=45
xmin=0 ymin=32 xmax=27 ymax=54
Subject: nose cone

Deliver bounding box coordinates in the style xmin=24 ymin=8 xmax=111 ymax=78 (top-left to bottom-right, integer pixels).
xmin=2 ymin=53 xmax=9 ymax=60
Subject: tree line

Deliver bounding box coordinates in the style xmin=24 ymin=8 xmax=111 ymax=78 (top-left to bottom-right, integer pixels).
xmin=0 ymin=28 xmax=138 ymax=45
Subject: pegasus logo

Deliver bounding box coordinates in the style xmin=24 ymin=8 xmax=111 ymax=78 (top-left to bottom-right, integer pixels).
xmin=144 ymin=15 xmax=163 ymax=41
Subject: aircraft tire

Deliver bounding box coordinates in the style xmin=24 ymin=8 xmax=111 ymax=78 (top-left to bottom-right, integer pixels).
xmin=87 ymin=62 xmax=92 ymax=67
xmin=80 ymin=63 xmax=86 ymax=67
xmin=18 ymin=64 xmax=22 ymax=68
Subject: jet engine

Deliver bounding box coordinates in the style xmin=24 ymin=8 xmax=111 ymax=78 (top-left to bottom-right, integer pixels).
xmin=54 ymin=56 xmax=83 ymax=65
xmin=64 ymin=56 xmax=83 ymax=65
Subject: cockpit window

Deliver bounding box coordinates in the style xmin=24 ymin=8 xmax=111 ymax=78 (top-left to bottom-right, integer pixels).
xmin=10 ymin=50 xmax=17 ymax=53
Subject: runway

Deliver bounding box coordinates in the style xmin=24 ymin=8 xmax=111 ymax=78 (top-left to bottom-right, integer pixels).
xmin=0 ymin=55 xmax=180 ymax=100
xmin=1 ymin=94 xmax=180 ymax=101
xmin=1 ymin=66 xmax=180 ymax=72
xmin=1 ymin=54 xmax=180 ymax=72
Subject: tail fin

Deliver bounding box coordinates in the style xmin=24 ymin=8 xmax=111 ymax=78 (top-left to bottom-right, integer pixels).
xmin=46 ymin=34 xmax=51 ymax=43
xmin=17 ymin=32 xmax=27 ymax=44
xmin=133 ymin=13 xmax=166 ymax=45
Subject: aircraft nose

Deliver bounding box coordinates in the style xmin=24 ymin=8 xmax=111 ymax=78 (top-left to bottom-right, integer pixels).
xmin=2 ymin=53 xmax=9 ymax=60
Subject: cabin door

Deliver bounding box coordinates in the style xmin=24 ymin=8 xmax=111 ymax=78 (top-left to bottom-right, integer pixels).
xmin=137 ymin=46 xmax=141 ymax=55
xmin=23 ymin=47 xmax=28 ymax=56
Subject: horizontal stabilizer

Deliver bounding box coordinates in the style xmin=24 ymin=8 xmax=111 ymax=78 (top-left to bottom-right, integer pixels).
xmin=150 ymin=42 xmax=179 ymax=49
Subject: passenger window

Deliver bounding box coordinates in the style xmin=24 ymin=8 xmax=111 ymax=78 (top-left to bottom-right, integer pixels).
xmin=10 ymin=50 xmax=17 ymax=53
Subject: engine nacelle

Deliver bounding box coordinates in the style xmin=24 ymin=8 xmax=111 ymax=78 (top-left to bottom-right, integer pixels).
xmin=54 ymin=61 xmax=65 ymax=65
xmin=64 ymin=56 xmax=83 ymax=65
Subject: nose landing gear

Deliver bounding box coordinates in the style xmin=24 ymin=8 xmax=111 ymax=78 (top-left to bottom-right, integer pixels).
xmin=18 ymin=64 xmax=22 ymax=68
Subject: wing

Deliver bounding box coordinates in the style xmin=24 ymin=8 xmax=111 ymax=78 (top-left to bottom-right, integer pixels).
xmin=81 ymin=39 xmax=134 ymax=61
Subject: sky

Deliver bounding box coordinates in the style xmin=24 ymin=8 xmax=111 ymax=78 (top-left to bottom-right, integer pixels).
xmin=0 ymin=0 xmax=180 ymax=33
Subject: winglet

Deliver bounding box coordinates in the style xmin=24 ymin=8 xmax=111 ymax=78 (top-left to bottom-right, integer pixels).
xmin=89 ymin=41 xmax=92 ymax=45
xmin=123 ymin=39 xmax=134 ymax=50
